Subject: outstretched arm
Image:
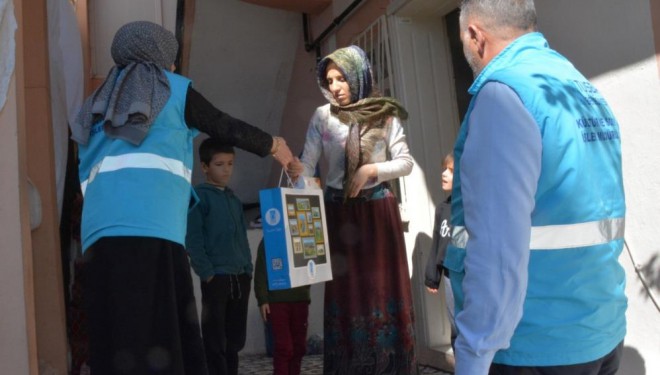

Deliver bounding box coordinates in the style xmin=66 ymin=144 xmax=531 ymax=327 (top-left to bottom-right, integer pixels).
xmin=185 ymin=86 xmax=293 ymax=167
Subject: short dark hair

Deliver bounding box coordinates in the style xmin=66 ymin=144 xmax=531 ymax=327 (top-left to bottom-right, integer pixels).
xmin=198 ymin=138 xmax=235 ymax=165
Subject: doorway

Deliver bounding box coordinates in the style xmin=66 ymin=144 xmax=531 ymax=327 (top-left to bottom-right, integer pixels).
xmin=387 ymin=0 xmax=472 ymax=371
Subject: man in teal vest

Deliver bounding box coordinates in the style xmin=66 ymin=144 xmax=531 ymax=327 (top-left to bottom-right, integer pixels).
xmin=444 ymin=1 xmax=627 ymax=374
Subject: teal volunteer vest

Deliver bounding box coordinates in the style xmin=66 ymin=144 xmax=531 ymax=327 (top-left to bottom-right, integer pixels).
xmin=78 ymin=71 xmax=198 ymax=251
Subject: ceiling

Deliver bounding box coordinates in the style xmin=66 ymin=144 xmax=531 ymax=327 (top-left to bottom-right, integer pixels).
xmin=240 ymin=0 xmax=331 ymax=14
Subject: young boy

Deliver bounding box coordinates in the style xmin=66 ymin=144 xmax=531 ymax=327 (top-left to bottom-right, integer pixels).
xmin=424 ymin=153 xmax=456 ymax=346
xmin=186 ymin=138 xmax=253 ymax=375
xmin=254 ymin=239 xmax=311 ymax=375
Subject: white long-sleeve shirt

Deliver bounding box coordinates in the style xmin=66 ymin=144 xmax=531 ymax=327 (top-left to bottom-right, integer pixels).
xmin=299 ymin=103 xmax=413 ymax=189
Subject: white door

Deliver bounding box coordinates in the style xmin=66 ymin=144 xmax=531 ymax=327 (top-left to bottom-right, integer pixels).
xmin=388 ymin=0 xmax=465 ymax=370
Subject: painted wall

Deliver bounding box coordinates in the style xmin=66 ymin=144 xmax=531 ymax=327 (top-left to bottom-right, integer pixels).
xmin=187 ymin=0 xmax=300 ymax=203
xmin=0 ymin=71 xmax=33 ymax=375
xmin=0 ymin=0 xmax=37 ymax=373
xmin=535 ymin=1 xmax=660 ymax=373
xmin=90 ymin=0 xmax=178 ymax=76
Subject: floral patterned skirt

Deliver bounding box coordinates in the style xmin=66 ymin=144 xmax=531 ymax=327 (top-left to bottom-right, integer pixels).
xmin=323 ymin=194 xmax=417 ymax=375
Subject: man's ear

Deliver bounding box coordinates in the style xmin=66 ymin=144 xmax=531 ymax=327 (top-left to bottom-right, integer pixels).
xmin=467 ymin=24 xmax=487 ymax=57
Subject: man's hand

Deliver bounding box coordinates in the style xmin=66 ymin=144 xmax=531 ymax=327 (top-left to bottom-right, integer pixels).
xmin=260 ymin=303 xmax=270 ymax=322
xmin=426 ymin=287 xmax=439 ymax=294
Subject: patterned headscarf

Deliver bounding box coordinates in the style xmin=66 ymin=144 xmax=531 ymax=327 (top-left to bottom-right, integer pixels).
xmin=317 ymin=46 xmax=408 ymax=199
xmin=72 ymin=21 xmax=179 ymax=146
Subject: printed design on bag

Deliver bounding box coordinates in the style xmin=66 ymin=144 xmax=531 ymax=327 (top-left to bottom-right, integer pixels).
xmin=287 ymin=204 xmax=296 ymax=216
xmin=271 ymin=258 xmax=283 ymax=270
xmin=302 ymin=237 xmax=316 ymax=257
xmin=297 ymin=213 xmax=309 ymax=235
xmin=307 ymin=260 xmax=316 ymax=279
xmin=265 ymin=208 xmax=281 ymax=226
xmin=260 ymin=188 xmax=333 ymax=291
xmin=296 ymin=198 xmax=311 ymax=211
xmin=293 ymin=237 xmax=303 ymax=254
xmin=284 ymin=193 xmax=329 ymax=268
xmin=314 ymin=221 xmax=324 ymax=243
xmin=289 ymin=219 xmax=300 ymax=236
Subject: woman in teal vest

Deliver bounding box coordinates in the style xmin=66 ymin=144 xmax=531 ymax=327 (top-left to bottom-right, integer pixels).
xmin=445 ymin=1 xmax=626 ymax=374
xmin=73 ymin=21 xmax=294 ymax=375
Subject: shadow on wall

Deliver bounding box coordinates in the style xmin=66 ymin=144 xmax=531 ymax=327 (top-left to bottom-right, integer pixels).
xmin=536 ymin=0 xmax=655 ymax=79
xmin=638 ymin=253 xmax=660 ymax=298
xmin=619 ymin=346 xmax=645 ymax=375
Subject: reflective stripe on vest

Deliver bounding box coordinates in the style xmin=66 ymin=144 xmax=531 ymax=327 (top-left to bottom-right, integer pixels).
xmin=80 ymin=152 xmax=193 ymax=196
xmin=451 ymin=217 xmax=625 ymax=250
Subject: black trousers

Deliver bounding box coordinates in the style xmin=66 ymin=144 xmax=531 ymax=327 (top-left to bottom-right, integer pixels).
xmin=489 ymin=341 xmax=624 ymax=375
xmin=83 ymin=237 xmax=207 ymax=375
xmin=200 ymin=273 xmax=251 ymax=375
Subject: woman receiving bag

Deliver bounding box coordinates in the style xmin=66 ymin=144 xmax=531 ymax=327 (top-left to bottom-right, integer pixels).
xmin=289 ymin=45 xmax=416 ymax=375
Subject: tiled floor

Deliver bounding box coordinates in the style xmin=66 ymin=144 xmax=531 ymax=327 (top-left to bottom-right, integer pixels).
xmin=238 ymin=353 xmax=452 ymax=374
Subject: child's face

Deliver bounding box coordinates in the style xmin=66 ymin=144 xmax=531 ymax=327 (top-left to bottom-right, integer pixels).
xmin=202 ymin=152 xmax=234 ymax=188
xmin=441 ymin=161 xmax=454 ymax=193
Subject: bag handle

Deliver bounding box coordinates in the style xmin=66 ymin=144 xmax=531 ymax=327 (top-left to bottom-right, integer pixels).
xmin=278 ymin=168 xmax=295 ymax=188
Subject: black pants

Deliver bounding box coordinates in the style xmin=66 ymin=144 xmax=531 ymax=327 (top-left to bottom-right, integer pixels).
xmin=489 ymin=341 xmax=624 ymax=375
xmin=83 ymin=237 xmax=207 ymax=375
xmin=200 ymin=274 xmax=251 ymax=375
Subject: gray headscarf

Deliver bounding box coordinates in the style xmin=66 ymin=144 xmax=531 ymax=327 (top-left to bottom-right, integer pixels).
xmin=72 ymin=21 xmax=179 ymax=146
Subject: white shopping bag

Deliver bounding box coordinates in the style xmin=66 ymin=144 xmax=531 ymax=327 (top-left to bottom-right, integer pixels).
xmin=259 ymin=173 xmax=332 ymax=290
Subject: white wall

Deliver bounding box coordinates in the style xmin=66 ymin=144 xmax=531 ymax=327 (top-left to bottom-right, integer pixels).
xmin=595 ymin=56 xmax=660 ymax=375
xmin=188 ymin=0 xmax=300 ymax=203
xmin=90 ymin=0 xmax=178 ymax=76
xmin=536 ymin=1 xmax=660 ymax=373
